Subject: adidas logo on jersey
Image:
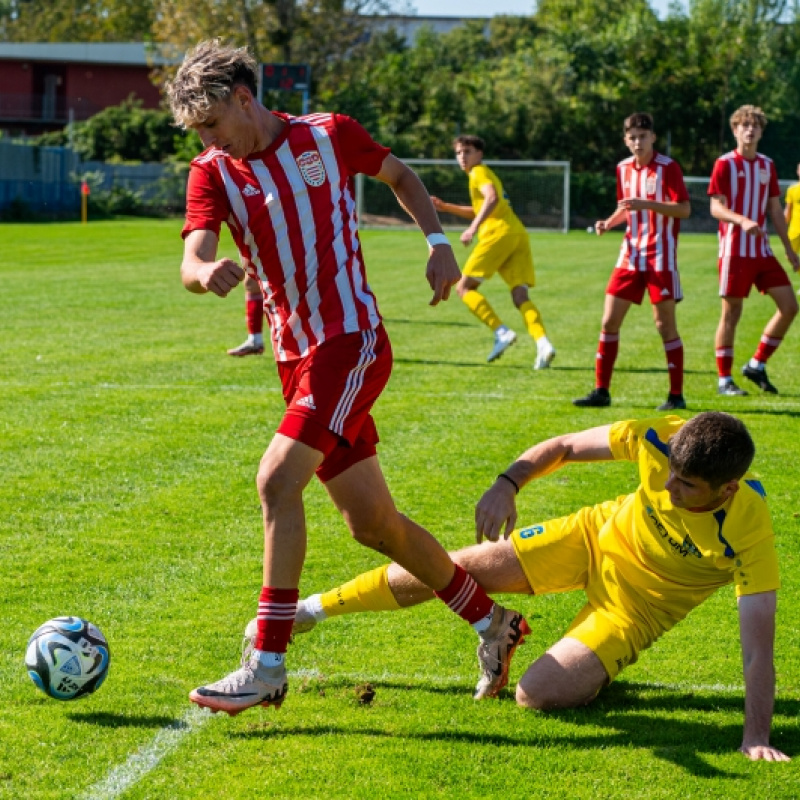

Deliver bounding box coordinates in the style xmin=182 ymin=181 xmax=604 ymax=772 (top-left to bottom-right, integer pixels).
xmin=295 ymin=394 xmax=316 ymax=410
xmin=243 ymin=184 xmax=261 ymax=197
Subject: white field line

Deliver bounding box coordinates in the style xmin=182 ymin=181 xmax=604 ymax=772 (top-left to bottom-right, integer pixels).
xmin=82 ymin=670 xmax=746 ymax=799
xmin=81 ymin=705 xmax=209 ymax=800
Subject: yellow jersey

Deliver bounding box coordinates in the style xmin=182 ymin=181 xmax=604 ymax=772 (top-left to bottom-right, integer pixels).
xmin=785 ymin=183 xmax=800 ymax=239
xmin=601 ymin=416 xmax=779 ymax=624
xmin=468 ymin=163 xmax=525 ymax=238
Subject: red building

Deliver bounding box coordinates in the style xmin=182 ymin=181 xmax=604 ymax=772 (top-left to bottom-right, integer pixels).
xmin=0 ymin=43 xmax=176 ymax=136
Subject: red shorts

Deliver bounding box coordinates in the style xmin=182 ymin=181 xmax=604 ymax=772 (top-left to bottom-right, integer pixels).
xmin=276 ymin=325 xmax=392 ymax=483
xmin=605 ymin=267 xmax=682 ymax=305
xmin=718 ymin=255 xmax=791 ymax=298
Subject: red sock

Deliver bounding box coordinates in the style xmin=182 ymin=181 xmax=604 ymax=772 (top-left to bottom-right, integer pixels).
xmin=716 ymin=347 xmax=733 ymax=379
xmin=246 ymin=293 xmax=264 ymax=335
xmin=254 ymin=587 xmax=298 ymax=653
xmin=434 ymin=564 xmax=494 ymax=625
xmin=664 ymin=337 xmax=684 ymax=395
xmin=753 ymin=334 xmax=782 ymax=364
xmin=595 ymin=332 xmax=619 ymax=390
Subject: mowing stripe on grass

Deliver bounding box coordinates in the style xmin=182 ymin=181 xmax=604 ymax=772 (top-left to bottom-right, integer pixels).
xmin=81 ymin=706 xmax=209 ymax=800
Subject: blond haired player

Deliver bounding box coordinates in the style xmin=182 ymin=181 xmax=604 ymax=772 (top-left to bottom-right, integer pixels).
xmin=256 ymin=412 xmax=789 ymax=762
xmin=709 ymin=105 xmax=800 ymax=396
xmin=431 ymin=135 xmax=556 ymax=369
xmin=167 ymin=40 xmax=529 ymax=716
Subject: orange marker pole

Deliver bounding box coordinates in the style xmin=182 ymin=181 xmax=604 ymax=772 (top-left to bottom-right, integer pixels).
xmin=81 ymin=181 xmax=90 ymax=224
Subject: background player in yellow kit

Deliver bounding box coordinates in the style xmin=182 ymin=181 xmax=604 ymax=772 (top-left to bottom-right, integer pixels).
xmin=785 ymin=162 xmax=800 ymax=266
xmin=431 ymin=135 xmax=556 ymax=369
xmin=262 ymin=412 xmax=788 ymax=762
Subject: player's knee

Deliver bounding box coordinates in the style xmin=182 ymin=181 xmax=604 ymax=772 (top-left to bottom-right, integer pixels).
xmin=256 ymin=460 xmax=301 ymax=507
xmin=782 ymin=297 xmax=799 ymax=320
xmin=346 ymin=506 xmax=400 ymax=550
xmin=515 ymin=680 xmax=596 ymax=711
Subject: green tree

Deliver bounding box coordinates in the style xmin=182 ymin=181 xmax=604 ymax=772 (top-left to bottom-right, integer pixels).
xmin=1 ymin=0 xmax=153 ymax=41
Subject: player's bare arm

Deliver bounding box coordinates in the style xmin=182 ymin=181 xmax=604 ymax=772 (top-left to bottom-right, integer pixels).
xmin=619 ymin=198 xmax=691 ymax=219
xmin=181 ymin=229 xmax=246 ymax=297
xmin=475 ymin=425 xmax=614 ymax=543
xmin=596 ymin=207 xmax=627 ymax=235
xmin=710 ymin=195 xmax=765 ymax=238
xmin=737 ymin=592 xmax=790 ymax=762
xmin=430 ymin=196 xmax=475 ymax=221
xmin=767 ymin=196 xmax=800 ymax=271
xmin=375 ymin=154 xmax=461 ymax=305
xmin=461 ymin=183 xmax=499 ymax=246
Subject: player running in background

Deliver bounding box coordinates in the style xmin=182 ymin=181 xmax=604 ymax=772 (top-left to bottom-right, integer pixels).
xmin=271 ymin=412 xmax=788 ymax=762
xmin=709 ymin=105 xmax=800 ymax=396
xmin=573 ymin=112 xmax=691 ymax=411
xmin=784 ymin=162 xmax=800 ymax=270
xmin=167 ymin=40 xmax=529 ymax=716
xmin=431 ymin=135 xmax=556 ymax=369
xmin=227 ymin=273 xmax=265 ymax=356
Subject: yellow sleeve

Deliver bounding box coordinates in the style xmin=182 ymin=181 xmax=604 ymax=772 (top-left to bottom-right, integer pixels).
xmin=733 ymin=536 xmax=780 ymax=596
xmin=608 ymin=416 xmax=685 ymax=462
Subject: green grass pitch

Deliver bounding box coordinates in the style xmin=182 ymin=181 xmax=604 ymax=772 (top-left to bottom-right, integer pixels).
xmin=1 ymin=219 xmax=799 ymax=798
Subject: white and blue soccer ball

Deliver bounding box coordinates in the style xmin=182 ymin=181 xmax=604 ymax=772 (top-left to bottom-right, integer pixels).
xmin=25 ymin=616 xmax=110 ymax=700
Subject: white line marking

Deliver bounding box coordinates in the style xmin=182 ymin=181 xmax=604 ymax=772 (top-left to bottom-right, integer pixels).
xmin=81 ymin=706 xmax=209 ymax=800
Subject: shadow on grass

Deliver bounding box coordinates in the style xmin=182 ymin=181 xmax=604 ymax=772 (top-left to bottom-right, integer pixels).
xmin=66 ymin=711 xmax=178 ymax=728
xmin=383 ymin=317 xmax=474 ymax=328
xmin=232 ymin=680 xmax=799 ymax=779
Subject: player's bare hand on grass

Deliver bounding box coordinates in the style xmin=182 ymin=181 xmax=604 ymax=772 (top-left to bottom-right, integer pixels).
xmin=475 ymin=480 xmax=517 ymax=543
xmin=739 ymin=743 xmax=791 ymax=762
xmin=199 ymin=258 xmax=245 ymax=297
xmin=426 ymin=248 xmax=460 ymax=305
xmin=594 ymin=220 xmax=608 ymax=235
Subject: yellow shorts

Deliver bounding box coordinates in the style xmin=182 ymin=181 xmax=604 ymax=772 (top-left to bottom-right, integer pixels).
xmin=463 ymin=221 xmax=536 ymax=288
xmin=511 ymin=502 xmax=672 ymax=680
xmin=790 ymin=234 xmax=800 ymax=255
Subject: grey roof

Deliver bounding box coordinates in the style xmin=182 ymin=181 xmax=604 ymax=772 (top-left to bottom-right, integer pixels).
xmin=0 ymin=42 xmax=182 ymax=66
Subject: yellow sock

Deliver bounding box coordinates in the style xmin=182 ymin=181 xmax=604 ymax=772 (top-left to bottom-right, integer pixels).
xmin=519 ymin=300 xmax=547 ymax=341
xmin=462 ymin=290 xmax=502 ymax=331
xmin=319 ymin=565 xmax=401 ymax=617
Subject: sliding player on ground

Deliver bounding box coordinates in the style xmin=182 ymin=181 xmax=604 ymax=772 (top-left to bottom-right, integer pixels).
xmin=266 ymin=412 xmax=788 ymax=762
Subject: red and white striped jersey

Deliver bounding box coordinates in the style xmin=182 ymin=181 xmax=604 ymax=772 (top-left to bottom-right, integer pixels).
xmin=615 ymin=152 xmax=689 ymax=272
xmin=182 ymin=112 xmax=389 ymax=361
xmin=708 ymin=151 xmax=780 ymax=261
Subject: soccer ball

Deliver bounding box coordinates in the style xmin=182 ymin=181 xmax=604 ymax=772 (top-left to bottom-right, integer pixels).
xmin=25 ymin=616 xmax=110 ymax=700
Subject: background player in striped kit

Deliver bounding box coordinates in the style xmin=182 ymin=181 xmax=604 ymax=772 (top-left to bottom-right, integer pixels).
xmin=573 ymin=113 xmax=691 ymax=411
xmin=227 ymin=271 xmax=265 ymax=356
xmin=708 ymin=105 xmax=800 ymax=396
xmin=167 ymin=39 xmax=529 ymax=716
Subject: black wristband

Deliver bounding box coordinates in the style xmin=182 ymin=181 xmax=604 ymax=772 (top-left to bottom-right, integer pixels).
xmin=497 ymin=473 xmax=519 ymax=494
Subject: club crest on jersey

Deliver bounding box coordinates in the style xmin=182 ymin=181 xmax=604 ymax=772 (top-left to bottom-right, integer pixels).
xmin=758 ymin=168 xmax=769 ymax=185
xmin=646 ymin=175 xmax=658 ymax=195
xmin=297 ymin=151 xmax=326 ymax=187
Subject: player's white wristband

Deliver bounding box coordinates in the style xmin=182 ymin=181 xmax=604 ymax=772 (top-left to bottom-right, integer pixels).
xmin=426 ymin=233 xmax=451 ymax=248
